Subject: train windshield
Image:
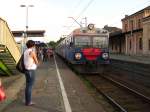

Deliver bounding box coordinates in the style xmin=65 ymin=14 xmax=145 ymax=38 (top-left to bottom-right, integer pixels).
xmin=93 ymin=37 xmax=108 ymax=48
xmin=75 ymin=36 xmax=92 ymax=47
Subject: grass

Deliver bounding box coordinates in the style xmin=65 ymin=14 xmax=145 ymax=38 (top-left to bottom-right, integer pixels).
xmin=0 ymin=60 xmax=11 ymax=76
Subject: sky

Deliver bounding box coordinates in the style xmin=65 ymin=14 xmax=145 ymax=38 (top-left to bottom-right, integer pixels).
xmin=0 ymin=0 xmax=149 ymax=42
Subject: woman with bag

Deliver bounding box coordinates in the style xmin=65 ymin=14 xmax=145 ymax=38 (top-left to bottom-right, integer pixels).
xmin=24 ymin=40 xmax=38 ymax=106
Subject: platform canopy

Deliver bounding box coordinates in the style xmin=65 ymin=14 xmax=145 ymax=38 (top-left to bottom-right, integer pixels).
xmin=12 ymin=30 xmax=45 ymax=37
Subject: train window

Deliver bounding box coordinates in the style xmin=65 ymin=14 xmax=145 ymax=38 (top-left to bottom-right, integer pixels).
xmin=75 ymin=36 xmax=91 ymax=47
xmin=93 ymin=37 xmax=108 ymax=48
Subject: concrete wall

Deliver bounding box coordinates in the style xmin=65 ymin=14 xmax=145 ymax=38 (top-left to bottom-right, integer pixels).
xmin=125 ymin=32 xmax=143 ymax=55
xmin=143 ymin=16 xmax=150 ymax=55
xmin=122 ymin=7 xmax=150 ymax=56
xmin=122 ymin=13 xmax=143 ymax=33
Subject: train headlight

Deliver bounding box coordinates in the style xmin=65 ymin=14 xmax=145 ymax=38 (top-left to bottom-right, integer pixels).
xmin=102 ymin=53 xmax=109 ymax=59
xmin=75 ymin=53 xmax=82 ymax=60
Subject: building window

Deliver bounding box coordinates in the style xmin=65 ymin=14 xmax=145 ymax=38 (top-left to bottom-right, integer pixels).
xmin=139 ymin=38 xmax=143 ymax=50
xmin=129 ymin=39 xmax=132 ymax=50
xmin=138 ymin=19 xmax=141 ymax=28
xmin=149 ymin=40 xmax=150 ymax=50
xmin=111 ymin=40 xmax=113 ymax=50
xmin=125 ymin=24 xmax=128 ymax=32
xmin=130 ymin=20 xmax=134 ymax=31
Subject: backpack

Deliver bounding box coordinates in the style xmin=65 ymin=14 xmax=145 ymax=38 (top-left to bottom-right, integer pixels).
xmin=16 ymin=54 xmax=26 ymax=73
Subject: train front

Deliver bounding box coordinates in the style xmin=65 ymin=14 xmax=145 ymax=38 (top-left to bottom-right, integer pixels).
xmin=73 ymin=24 xmax=110 ymax=73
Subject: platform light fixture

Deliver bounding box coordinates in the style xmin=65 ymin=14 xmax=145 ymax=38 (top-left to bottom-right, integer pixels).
xmin=20 ymin=4 xmax=34 ymax=52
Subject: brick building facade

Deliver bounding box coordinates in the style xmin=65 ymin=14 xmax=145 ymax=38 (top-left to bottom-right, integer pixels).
xmin=143 ymin=15 xmax=150 ymax=55
xmin=122 ymin=6 xmax=150 ymax=56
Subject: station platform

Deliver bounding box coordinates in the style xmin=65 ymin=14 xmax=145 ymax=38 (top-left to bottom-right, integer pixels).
xmin=0 ymin=55 xmax=106 ymax=112
xmin=110 ymin=53 xmax=150 ymax=65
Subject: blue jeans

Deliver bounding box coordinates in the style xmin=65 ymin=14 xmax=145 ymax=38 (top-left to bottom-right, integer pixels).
xmin=25 ymin=70 xmax=35 ymax=104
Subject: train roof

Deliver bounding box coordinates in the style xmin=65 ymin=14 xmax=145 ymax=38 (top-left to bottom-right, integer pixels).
xmin=71 ymin=24 xmax=109 ymax=36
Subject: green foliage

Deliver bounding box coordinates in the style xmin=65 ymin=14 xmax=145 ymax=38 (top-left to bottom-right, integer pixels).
xmin=0 ymin=61 xmax=11 ymax=76
xmin=56 ymin=37 xmax=65 ymax=45
xmin=47 ymin=37 xmax=65 ymax=48
xmin=47 ymin=41 xmax=56 ymax=48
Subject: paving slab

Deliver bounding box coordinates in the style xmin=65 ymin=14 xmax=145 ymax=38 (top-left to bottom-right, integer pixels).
xmin=2 ymin=55 xmax=106 ymax=112
xmin=55 ymin=56 xmax=106 ymax=112
xmin=0 ymin=74 xmax=25 ymax=112
xmin=2 ymin=58 xmax=64 ymax=112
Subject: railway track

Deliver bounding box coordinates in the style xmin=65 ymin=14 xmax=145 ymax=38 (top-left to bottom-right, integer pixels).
xmin=84 ymin=74 xmax=150 ymax=112
xmin=109 ymin=60 xmax=150 ymax=88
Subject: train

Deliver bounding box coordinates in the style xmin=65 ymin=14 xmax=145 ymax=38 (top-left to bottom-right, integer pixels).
xmin=55 ymin=24 xmax=110 ymax=73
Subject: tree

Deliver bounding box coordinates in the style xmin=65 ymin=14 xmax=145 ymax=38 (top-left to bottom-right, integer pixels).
xmin=47 ymin=37 xmax=65 ymax=48
xmin=47 ymin=41 xmax=56 ymax=48
xmin=56 ymin=37 xmax=65 ymax=45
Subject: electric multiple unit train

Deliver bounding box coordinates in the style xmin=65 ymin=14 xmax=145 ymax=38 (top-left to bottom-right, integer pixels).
xmin=55 ymin=24 xmax=110 ymax=73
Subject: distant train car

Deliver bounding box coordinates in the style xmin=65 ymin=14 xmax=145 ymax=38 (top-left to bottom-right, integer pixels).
xmin=55 ymin=24 xmax=110 ymax=73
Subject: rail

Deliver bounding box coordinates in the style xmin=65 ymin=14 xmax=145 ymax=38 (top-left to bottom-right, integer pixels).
xmin=84 ymin=74 xmax=150 ymax=111
xmin=0 ymin=18 xmax=21 ymax=63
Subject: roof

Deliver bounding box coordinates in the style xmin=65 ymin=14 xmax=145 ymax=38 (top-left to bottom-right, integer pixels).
xmin=12 ymin=30 xmax=45 ymax=37
xmin=143 ymin=15 xmax=150 ymax=22
xmin=71 ymin=27 xmax=109 ymax=36
xmin=122 ymin=6 xmax=150 ymax=21
xmin=72 ymin=27 xmax=96 ymax=35
xmin=103 ymin=25 xmax=121 ymax=33
xmin=109 ymin=30 xmax=125 ymax=38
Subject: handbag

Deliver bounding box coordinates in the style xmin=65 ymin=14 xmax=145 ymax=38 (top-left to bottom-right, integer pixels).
xmin=0 ymin=85 xmax=6 ymax=101
xmin=16 ymin=54 xmax=26 ymax=73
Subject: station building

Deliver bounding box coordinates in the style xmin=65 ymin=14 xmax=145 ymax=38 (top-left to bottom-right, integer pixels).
xmin=104 ymin=25 xmax=125 ymax=54
xmin=143 ymin=15 xmax=150 ymax=55
xmin=109 ymin=30 xmax=125 ymax=54
xmin=121 ymin=6 xmax=150 ymax=56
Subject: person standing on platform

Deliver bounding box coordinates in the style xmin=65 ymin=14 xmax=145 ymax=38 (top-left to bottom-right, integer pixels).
xmin=38 ymin=48 xmax=43 ymax=62
xmin=24 ymin=40 xmax=38 ymax=106
xmin=43 ymin=47 xmax=47 ymax=62
xmin=47 ymin=48 xmax=52 ymax=60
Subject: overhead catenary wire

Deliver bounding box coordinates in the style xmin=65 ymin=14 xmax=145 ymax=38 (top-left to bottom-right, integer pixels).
xmin=71 ymin=0 xmax=84 ymax=15
xmin=74 ymin=0 xmax=95 ymax=21
xmin=68 ymin=0 xmax=95 ymax=29
xmin=65 ymin=0 xmax=150 ymax=35
xmin=61 ymin=0 xmax=84 ymax=35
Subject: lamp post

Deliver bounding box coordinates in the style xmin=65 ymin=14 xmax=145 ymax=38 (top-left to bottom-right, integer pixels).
xmin=20 ymin=5 xmax=34 ymax=52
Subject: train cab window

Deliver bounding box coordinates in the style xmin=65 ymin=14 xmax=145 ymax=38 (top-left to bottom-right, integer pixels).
xmin=75 ymin=36 xmax=91 ymax=47
xmin=93 ymin=37 xmax=108 ymax=48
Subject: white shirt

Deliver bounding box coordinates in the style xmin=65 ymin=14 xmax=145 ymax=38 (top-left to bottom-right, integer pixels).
xmin=24 ymin=48 xmax=37 ymax=70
